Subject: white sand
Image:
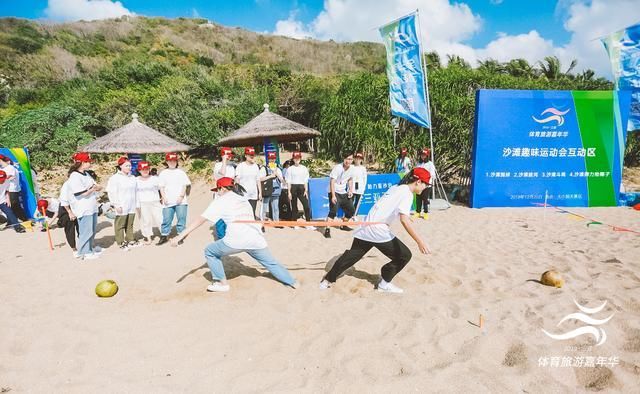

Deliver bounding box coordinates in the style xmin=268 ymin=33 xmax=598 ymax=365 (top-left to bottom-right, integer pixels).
xmin=1 ymin=182 xmax=639 ymax=392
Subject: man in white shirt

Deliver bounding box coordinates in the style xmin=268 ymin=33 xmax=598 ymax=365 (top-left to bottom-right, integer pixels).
xmin=0 ymin=154 xmax=27 ymax=221
xmin=235 ymin=147 xmax=261 ymax=217
xmin=158 ymin=152 xmax=191 ymax=245
xmin=323 ymin=153 xmax=356 ymax=239
xmin=319 ymin=168 xmax=432 ymax=294
xmin=285 ymin=152 xmax=313 ymax=227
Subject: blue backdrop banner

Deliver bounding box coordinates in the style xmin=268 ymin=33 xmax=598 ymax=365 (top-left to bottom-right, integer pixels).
xmin=0 ymin=147 xmax=37 ymax=219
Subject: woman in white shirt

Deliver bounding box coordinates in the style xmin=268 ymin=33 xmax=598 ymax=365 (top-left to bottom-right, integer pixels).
xmin=319 ymin=168 xmax=432 ymax=294
xmin=158 ymin=152 xmax=192 ymax=246
xmin=415 ymin=148 xmax=435 ymax=219
xmin=234 ymin=147 xmax=261 ymax=217
xmin=136 ymin=161 xmax=162 ymax=245
xmin=213 ymin=147 xmax=236 ymax=181
xmin=171 ymin=177 xmax=297 ymax=293
xmin=285 ymin=151 xmax=313 ymax=226
xmin=394 ymin=147 xmax=412 ymax=175
xmin=67 ymin=152 xmax=103 ymax=260
xmin=107 ymin=157 xmax=139 ymax=250
xmin=351 ymin=152 xmax=368 ymax=217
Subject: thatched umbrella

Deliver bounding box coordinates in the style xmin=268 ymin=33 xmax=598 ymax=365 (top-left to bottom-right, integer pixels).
xmin=217 ymin=104 xmax=321 ymax=147
xmin=82 ymin=113 xmax=190 ymax=153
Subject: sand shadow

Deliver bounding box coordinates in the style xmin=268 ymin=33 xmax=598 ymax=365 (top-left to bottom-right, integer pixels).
xmin=176 ymin=256 xmax=271 ymax=284
xmin=322 ymin=253 xmax=379 ymax=286
xmin=526 ymin=279 xmax=543 ymax=285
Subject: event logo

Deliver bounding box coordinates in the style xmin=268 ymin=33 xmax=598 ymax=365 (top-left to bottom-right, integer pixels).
xmin=542 ymin=299 xmax=614 ymax=346
xmin=532 ymin=107 xmax=570 ymax=126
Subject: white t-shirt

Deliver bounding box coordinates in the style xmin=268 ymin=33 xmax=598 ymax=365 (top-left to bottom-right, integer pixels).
xmin=285 ymin=165 xmax=309 ymax=186
xmin=2 ymin=165 xmax=21 ymax=193
xmin=213 ymin=161 xmax=236 ymax=181
xmin=0 ymin=181 xmax=9 ymax=205
xmin=417 ymin=161 xmax=436 ymax=186
xmin=136 ymin=176 xmax=161 ymax=203
xmin=201 ymin=191 xmax=267 ymax=250
xmin=328 ymin=164 xmax=354 ymax=194
xmin=67 ymin=171 xmax=98 ymax=218
xmin=107 ymin=172 xmax=138 ymax=215
xmin=159 ymin=168 xmax=191 ymax=207
xmin=235 ymin=162 xmax=260 ymax=200
xmin=395 ymin=157 xmax=412 ymax=173
xmin=59 ymin=181 xmax=71 ymax=208
xmin=47 ymin=198 xmax=60 ymax=214
xmin=354 ymin=184 xmax=413 ymax=243
xmin=351 ymin=165 xmax=368 ymax=195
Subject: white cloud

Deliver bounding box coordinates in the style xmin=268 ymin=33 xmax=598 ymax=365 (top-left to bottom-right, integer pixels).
xmin=44 ymin=0 xmax=133 ymax=22
xmin=272 ymin=0 xmax=639 ymax=77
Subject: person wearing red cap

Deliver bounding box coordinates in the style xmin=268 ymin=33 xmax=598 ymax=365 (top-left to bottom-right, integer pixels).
xmin=158 ymin=152 xmax=191 ymax=245
xmin=0 ymin=169 xmax=25 ymax=233
xmin=0 ymin=154 xmax=28 ymax=222
xmin=394 ymin=147 xmax=412 ymax=175
xmin=351 ymin=152 xmax=368 ymax=217
xmin=259 ymin=151 xmax=284 ymax=225
xmin=319 ymin=167 xmax=432 ymax=294
xmin=67 ymin=152 xmax=103 ymax=260
xmin=415 ymin=148 xmax=435 ymax=219
xmin=235 ymin=147 xmax=262 ymax=217
xmin=171 ymin=177 xmax=297 ymax=292
xmin=107 ymin=157 xmax=139 ymax=250
xmin=213 ymin=147 xmax=236 ymax=182
xmin=136 ymin=160 xmax=162 ymax=245
xmin=285 ymin=152 xmax=313 ymax=229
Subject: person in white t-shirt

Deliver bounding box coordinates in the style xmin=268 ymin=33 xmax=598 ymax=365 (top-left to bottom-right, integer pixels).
xmin=0 ymin=169 xmax=25 ymax=233
xmin=171 ymin=177 xmax=297 ymax=293
xmin=0 ymin=154 xmax=27 ymax=221
xmin=67 ymin=152 xmax=103 ymax=260
xmin=52 ymin=175 xmax=79 ymax=256
xmin=319 ymin=168 xmax=432 ymax=294
xmin=158 ymin=152 xmax=191 ymax=246
xmin=351 ymin=152 xmax=368 ymax=217
xmin=213 ymin=146 xmax=236 ymax=181
xmin=415 ymin=148 xmax=435 ymax=219
xmin=394 ymin=147 xmax=412 ymax=175
xmin=107 ymin=157 xmax=139 ymax=250
xmin=235 ymin=147 xmax=262 ymax=217
xmin=323 ymin=153 xmax=356 ymax=239
xmin=135 ymin=161 xmax=162 ymax=245
xmin=286 ymin=152 xmax=313 ymax=228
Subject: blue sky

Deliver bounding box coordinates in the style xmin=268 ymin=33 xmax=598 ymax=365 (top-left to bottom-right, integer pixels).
xmin=1 ymin=1 xmax=639 ymax=75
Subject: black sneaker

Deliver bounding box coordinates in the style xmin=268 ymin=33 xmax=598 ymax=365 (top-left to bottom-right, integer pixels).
xmin=157 ymin=236 xmax=169 ymax=246
xmin=324 ymin=228 xmax=331 ymax=239
xmin=178 ymin=239 xmax=184 ymax=245
xmin=15 ymin=225 xmax=26 ymax=233
xmin=261 ymin=226 xmax=266 ymax=233
xmin=340 ymin=225 xmax=353 ymax=231
xmin=119 ymin=242 xmax=130 ymax=251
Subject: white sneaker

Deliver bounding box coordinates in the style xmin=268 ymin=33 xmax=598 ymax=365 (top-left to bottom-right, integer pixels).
xmin=82 ymin=252 xmax=100 ymax=260
xmin=319 ymin=279 xmax=331 ymax=290
xmin=73 ymin=251 xmax=80 ymax=259
xmin=377 ymin=280 xmax=404 ymax=294
xmin=93 ymin=246 xmax=103 ymax=253
xmin=293 ymin=226 xmax=300 ymax=230
xmin=206 ymin=282 xmax=230 ymax=292
xmin=306 ymin=226 xmax=317 ymax=231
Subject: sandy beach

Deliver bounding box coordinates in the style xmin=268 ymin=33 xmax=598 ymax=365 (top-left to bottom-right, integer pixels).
xmin=1 ymin=181 xmax=639 ymax=393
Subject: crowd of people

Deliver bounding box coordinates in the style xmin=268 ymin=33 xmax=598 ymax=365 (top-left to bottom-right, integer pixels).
xmin=3 ymin=147 xmax=436 ymax=294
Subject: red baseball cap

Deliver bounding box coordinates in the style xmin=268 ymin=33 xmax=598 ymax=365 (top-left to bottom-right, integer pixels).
xmin=412 ymin=167 xmax=431 ymax=184
xmin=220 ymin=147 xmax=233 ymax=156
xmin=267 ymin=151 xmax=277 ymax=160
xmin=244 ymin=147 xmax=256 ymax=156
xmin=165 ymin=152 xmax=179 ymax=161
xmin=138 ymin=161 xmax=150 ymax=171
xmin=421 ymin=148 xmax=430 ymax=156
xmin=401 ymin=147 xmax=408 ymax=156
xmin=117 ymin=156 xmax=128 ymax=166
xmin=37 ymin=199 xmax=49 ymax=211
xmin=210 ymin=177 xmax=234 ymax=191
xmin=73 ymin=152 xmax=92 ymax=163
xmin=0 ymin=170 xmax=6 ymax=182
xmin=0 ymin=154 xmax=9 ymax=162
xmin=292 ymin=151 xmax=302 ymax=159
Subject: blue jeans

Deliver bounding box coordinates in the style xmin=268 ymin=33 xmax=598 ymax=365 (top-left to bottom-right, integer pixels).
xmin=0 ymin=203 xmax=20 ymax=230
xmin=204 ymin=239 xmax=295 ymax=286
xmin=77 ymin=213 xmax=97 ymax=256
xmin=261 ymin=194 xmax=280 ymax=221
xmin=161 ymin=204 xmax=188 ymax=236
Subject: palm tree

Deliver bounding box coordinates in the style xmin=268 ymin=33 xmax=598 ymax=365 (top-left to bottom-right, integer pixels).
xmin=425 ymin=51 xmax=441 ymax=70
xmin=477 ymin=59 xmax=505 ymax=74
xmin=537 ymin=56 xmax=578 ymax=80
xmin=504 ymin=58 xmax=535 ymax=78
xmin=446 ymin=54 xmax=470 ymax=69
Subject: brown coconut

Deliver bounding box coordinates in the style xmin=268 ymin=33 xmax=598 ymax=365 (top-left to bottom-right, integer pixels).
xmin=541 ymin=270 xmax=564 ymax=288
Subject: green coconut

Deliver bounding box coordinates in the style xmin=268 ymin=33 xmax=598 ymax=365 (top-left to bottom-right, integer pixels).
xmin=95 ymin=280 xmax=118 ymax=297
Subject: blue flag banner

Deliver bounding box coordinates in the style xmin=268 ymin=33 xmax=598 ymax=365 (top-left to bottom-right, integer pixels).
xmin=379 ymin=13 xmax=431 ymax=128
xmin=308 ymin=173 xmax=401 ymax=219
xmin=601 ymin=23 xmax=640 ymax=132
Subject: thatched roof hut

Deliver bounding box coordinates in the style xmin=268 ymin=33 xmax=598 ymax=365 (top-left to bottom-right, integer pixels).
xmin=82 ymin=114 xmax=190 ymax=154
xmin=217 ymin=104 xmax=321 ymax=146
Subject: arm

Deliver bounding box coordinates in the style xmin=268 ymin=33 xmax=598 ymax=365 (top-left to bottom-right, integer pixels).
xmin=107 ymin=178 xmax=122 ymax=214
xmin=330 ymin=178 xmax=336 ymax=203
xmin=171 ymin=216 xmax=208 ymax=246
xmin=347 ymin=177 xmax=354 ymax=198
xmin=176 ymin=185 xmax=187 ymax=205
xmin=399 ymin=213 xmax=430 ymax=254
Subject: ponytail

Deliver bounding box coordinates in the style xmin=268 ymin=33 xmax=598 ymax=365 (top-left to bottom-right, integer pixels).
xmin=222 ymin=183 xmax=247 ymax=196
xmin=398 ymin=169 xmax=416 ymax=185
xmin=68 ymin=161 xmax=82 ymax=176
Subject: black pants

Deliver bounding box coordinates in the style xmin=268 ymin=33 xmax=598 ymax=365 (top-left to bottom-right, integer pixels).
xmin=9 ymin=192 xmax=27 ymax=221
xmin=353 ymin=194 xmax=363 ymax=215
xmin=325 ymin=237 xmax=412 ymax=283
xmin=279 ymin=191 xmax=292 ymax=220
xmin=57 ymin=208 xmax=79 ymax=250
xmin=416 ymin=187 xmax=430 ymax=213
xmin=248 ymin=199 xmax=258 ymax=219
xmin=328 ymin=193 xmax=355 ymax=219
xmin=290 ymin=184 xmax=312 ymax=220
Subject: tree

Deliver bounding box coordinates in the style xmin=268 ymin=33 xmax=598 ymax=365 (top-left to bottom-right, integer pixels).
xmin=505 ymin=58 xmax=535 ymax=78
xmin=537 ymin=56 xmax=578 ymax=80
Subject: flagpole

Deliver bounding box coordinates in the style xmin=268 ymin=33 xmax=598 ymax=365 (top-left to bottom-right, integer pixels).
xmin=415 ymin=9 xmax=445 ymax=202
